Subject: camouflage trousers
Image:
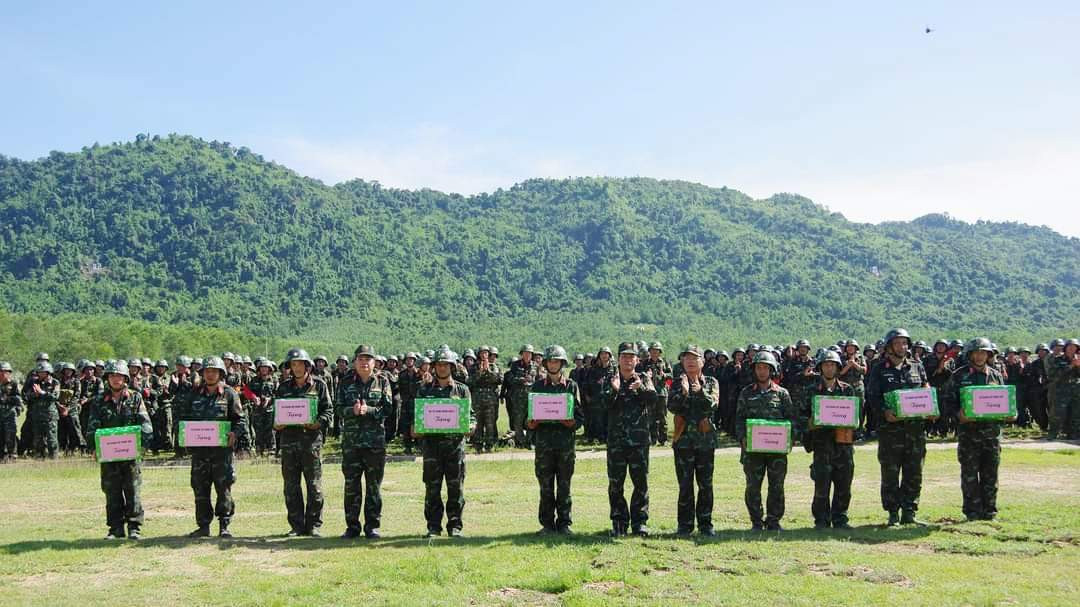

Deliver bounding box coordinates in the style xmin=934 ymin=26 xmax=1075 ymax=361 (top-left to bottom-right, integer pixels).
xmin=584 ymin=402 xmax=607 ymax=443
xmin=741 ymin=451 xmax=787 ymax=525
xmin=58 ymin=412 xmax=85 ymax=453
xmin=0 ymin=415 xmax=16 ymax=458
xmin=101 ymin=460 xmax=143 ymax=533
xmin=383 ymin=400 xmax=398 ymax=444
xmin=1021 ymin=387 xmax=1048 ymax=431
xmin=397 ymin=400 xmax=416 ymax=452
xmin=17 ymin=415 xmax=32 ymax=456
xmin=31 ymin=414 xmax=58 ymax=459
xmin=649 ymin=395 xmax=668 ymax=445
xmin=809 ymin=436 xmax=854 ymax=526
xmin=1052 ymin=387 xmax=1080 ymax=439
xmin=607 ymin=445 xmax=649 ymax=527
xmin=535 ymin=447 xmax=576 ymax=530
xmin=1046 ymin=386 xmax=1061 ymax=438
xmin=152 ymin=405 xmax=173 ymax=451
xmin=342 ymin=447 xmax=385 ymax=533
xmin=674 ymin=447 xmax=714 ymax=530
xmin=876 ymin=422 xmax=927 ymax=513
xmin=252 ymin=408 xmax=275 ymax=454
xmin=957 ymin=429 xmax=1000 ymax=519
xmin=281 ymin=440 xmax=324 ymax=533
xmin=190 ymin=448 xmax=235 ymax=527
xmin=422 ymin=438 xmax=466 ymax=533
xmin=508 ymin=392 xmax=530 ymax=447
xmin=473 ymin=394 xmax=500 ymax=449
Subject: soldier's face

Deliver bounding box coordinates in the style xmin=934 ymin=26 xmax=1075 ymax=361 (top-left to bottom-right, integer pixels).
xmin=969 ymin=350 xmax=989 ymax=368
xmin=618 ymin=353 xmax=637 ymax=374
xmin=820 ymin=361 xmax=839 ymax=380
xmin=598 ymin=353 xmax=611 ymax=365
xmin=1066 ymin=345 xmax=1079 ymax=358
xmin=405 ymin=357 xmax=416 ymax=369
xmin=888 ymin=339 xmax=910 ymax=358
xmin=37 ymin=372 xmax=51 ymax=381
xmin=683 ymin=355 xmax=702 ymax=375
xmin=521 ymin=352 xmax=532 ymax=364
xmin=107 ymin=374 xmax=126 ymax=391
xmin=258 ymin=366 xmax=271 ymax=377
xmin=354 ymin=355 xmax=375 ymax=376
xmin=0 ymin=370 xmax=9 ymax=382
xmin=545 ymin=360 xmax=563 ymax=375
xmin=753 ymin=364 xmax=772 ymax=383
xmin=797 ymin=346 xmax=810 ymax=357
xmin=434 ymin=362 xmax=452 ymax=379
xmin=316 ymin=360 xmax=327 ymax=370
xmin=290 ymin=361 xmax=308 ymax=378
xmin=204 ymin=368 xmax=222 ymax=386
xmin=649 ymin=349 xmax=661 ymax=360
xmin=734 ymin=353 xmax=744 ymax=363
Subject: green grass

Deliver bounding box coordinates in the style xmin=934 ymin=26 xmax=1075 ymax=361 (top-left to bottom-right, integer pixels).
xmin=0 ymin=447 xmax=1077 ymax=606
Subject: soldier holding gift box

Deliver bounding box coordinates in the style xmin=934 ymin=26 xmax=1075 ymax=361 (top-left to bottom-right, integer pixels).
xmin=942 ymin=337 xmax=1012 ymax=521
xmin=667 ymin=345 xmax=720 ymax=536
xmin=735 ymin=351 xmax=797 ymax=532
xmin=866 ymin=328 xmax=933 ymax=527
xmin=805 ymin=350 xmax=857 ymax=530
xmin=86 ymin=361 xmax=153 ymax=540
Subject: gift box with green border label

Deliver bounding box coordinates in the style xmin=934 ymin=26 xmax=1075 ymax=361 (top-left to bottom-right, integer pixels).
xmin=961 ymin=385 xmax=1017 ymax=420
xmin=745 ymin=419 xmax=792 ymax=454
xmin=414 ymin=398 xmax=471 ymax=434
xmin=273 ymin=396 xmax=318 ymax=426
xmin=178 ymin=420 xmax=232 ymax=447
xmin=95 ymin=426 xmax=142 ymax=462
xmin=884 ymin=387 xmax=939 ymax=419
xmin=811 ymin=395 xmax=861 ymax=428
xmin=528 ymin=392 xmax=575 ymax=421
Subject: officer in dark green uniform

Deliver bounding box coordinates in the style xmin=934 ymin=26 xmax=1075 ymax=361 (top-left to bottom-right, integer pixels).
xmin=179 ymin=356 xmax=246 ymax=538
xmin=805 ymin=350 xmax=857 ymax=529
xmin=603 ymin=342 xmax=657 ymax=537
xmin=86 ymin=361 xmax=153 ymax=540
xmin=415 ymin=350 xmax=475 ymax=537
xmin=667 ymin=345 xmax=719 ymax=536
xmin=526 ymin=345 xmax=584 ymax=534
xmin=273 ymin=348 xmax=333 ymax=537
xmin=735 ymin=351 xmax=797 ymax=531
xmin=337 ymin=345 xmax=393 ymax=539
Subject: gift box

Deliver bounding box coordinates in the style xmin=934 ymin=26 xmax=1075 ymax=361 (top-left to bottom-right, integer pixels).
xmin=745 ymin=419 xmax=792 ymax=454
xmin=528 ymin=392 xmax=575 ymax=421
xmin=95 ymin=426 xmax=142 ymax=462
xmin=414 ymin=398 xmax=471 ymax=434
xmin=274 ymin=397 xmax=318 ymax=426
xmin=961 ymin=385 xmax=1017 ymax=420
xmin=884 ymin=387 xmax=939 ymax=419
xmin=811 ymin=395 xmax=861 ymax=428
xmin=178 ymin=420 xmax=231 ymax=447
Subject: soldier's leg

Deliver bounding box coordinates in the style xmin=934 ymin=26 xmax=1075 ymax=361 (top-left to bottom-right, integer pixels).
xmin=1047 ymin=392 xmax=1060 ymax=438
xmin=655 ymin=395 xmax=667 ymax=445
xmin=742 ymin=453 xmax=766 ymax=525
xmin=46 ymin=418 xmax=59 ymax=458
xmin=302 ymin=444 xmax=324 ymax=532
xmin=957 ymin=432 xmax=980 ymax=518
xmin=899 ymin=431 xmax=926 ymax=514
xmin=811 ymin=443 xmax=833 ymax=526
xmin=124 ymin=461 xmax=145 ymax=532
xmin=695 ymin=448 xmax=715 ymax=530
xmin=31 ymin=416 xmax=46 ymax=458
xmin=674 ymin=447 xmax=695 ymax=530
xmin=280 ymin=445 xmax=306 ymax=533
xmin=0 ymin=417 xmax=14 ymax=459
xmin=190 ymin=453 xmax=214 ymax=529
xmin=877 ymin=428 xmax=903 ymax=514
xmin=342 ymin=447 xmax=363 ymax=533
xmin=831 ymin=446 xmax=855 ymax=526
xmin=445 ymin=445 xmax=466 ymax=532
xmin=980 ymin=436 xmax=1001 ymax=518
xmin=384 ymin=401 xmax=398 ymax=444
xmin=398 ymin=401 xmax=415 ymax=453
xmin=422 ymin=443 xmax=445 ymax=533
xmin=362 ymin=448 xmax=385 ymax=533
xmin=628 ymin=445 xmax=650 ymax=529
xmin=57 ymin=416 xmax=70 ymax=453
xmin=484 ymin=403 xmax=498 ymax=450
xmin=17 ymin=415 xmax=32 ymax=456
xmin=535 ymin=448 xmax=557 ymax=529
xmin=764 ymin=454 xmax=788 ymax=525
xmin=606 ymin=448 xmax=629 ymax=527
xmin=100 ymin=462 xmax=126 ymax=535
xmin=555 ymin=449 xmax=575 ymax=530
xmin=1068 ymin=396 xmax=1080 ymax=440
xmin=1031 ymin=390 xmax=1048 ymax=431
xmin=212 ymin=450 xmax=236 ymax=526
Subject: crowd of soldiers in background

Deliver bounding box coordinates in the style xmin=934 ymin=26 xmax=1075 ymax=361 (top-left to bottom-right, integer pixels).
xmin=1 ymin=336 xmax=1077 ymax=464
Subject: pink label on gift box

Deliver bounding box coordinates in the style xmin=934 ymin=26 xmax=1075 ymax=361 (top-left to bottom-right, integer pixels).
xmin=972 ymin=389 xmax=1010 ymax=415
xmin=532 ymin=394 xmax=569 ymax=420
xmin=899 ymin=390 xmax=935 ymax=415
xmin=183 ymin=421 xmax=225 ymax=447
xmin=751 ymin=425 xmax=789 ymax=451
xmin=274 ymin=398 xmax=314 ymax=425
xmin=99 ymin=434 xmax=137 ymax=461
xmin=817 ymin=398 xmax=857 ymax=426
xmin=423 ymin=405 xmax=461 ymax=429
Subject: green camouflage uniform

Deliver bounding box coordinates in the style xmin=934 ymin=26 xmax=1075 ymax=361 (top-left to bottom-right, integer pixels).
xmin=506 ymin=358 xmax=538 ymax=447
xmin=87 ymin=388 xmax=153 ymax=536
xmin=417 ymin=380 xmax=475 ymax=534
xmin=168 ymin=370 xmax=195 ymax=456
xmin=667 ymin=375 xmax=719 ymax=532
xmin=0 ymin=379 xmax=22 ymax=459
xmin=943 ymin=364 xmax=1005 ymax=519
xmin=396 ymin=367 xmax=421 ymax=453
xmin=866 ymin=356 xmax=930 ymax=515
xmin=336 ymin=370 xmax=392 ymax=535
xmin=602 ymin=370 xmax=656 ymax=532
xmin=468 ymin=363 xmax=502 ymax=451
xmin=247 ymin=375 xmax=278 ymax=455
xmin=274 ymin=374 xmax=333 ymax=534
xmin=147 ymin=371 xmax=172 ymax=451
xmin=58 ymin=376 xmax=85 ymax=454
xmin=805 ymin=379 xmax=856 ymax=527
xmin=529 ymin=375 xmax=584 ymax=531
xmin=735 ymin=382 xmax=797 ymax=527
xmin=1047 ymin=355 xmax=1080 ymax=439
xmin=179 ymin=383 xmax=247 ymax=530
xmin=639 ymin=356 xmax=672 ymax=445
xmin=26 ymin=376 xmax=61 ymax=458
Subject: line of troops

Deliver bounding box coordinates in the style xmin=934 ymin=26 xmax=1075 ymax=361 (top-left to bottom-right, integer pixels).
xmin=0 ymin=331 xmax=1077 ymax=540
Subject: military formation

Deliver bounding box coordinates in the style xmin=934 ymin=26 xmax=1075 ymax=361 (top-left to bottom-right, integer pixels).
xmin=0 ymin=330 xmax=1077 ymax=540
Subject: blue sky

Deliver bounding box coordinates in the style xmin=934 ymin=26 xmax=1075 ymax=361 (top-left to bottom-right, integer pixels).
xmin=3 ymin=1 xmax=1078 ymax=236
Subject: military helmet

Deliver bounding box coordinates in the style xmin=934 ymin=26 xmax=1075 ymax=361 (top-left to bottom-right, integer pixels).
xmin=796 ymin=339 xmax=811 ymax=349
xmin=680 ymin=344 xmax=704 ymax=359
xmin=947 ymin=339 xmax=963 ymax=350
xmin=966 ymin=337 xmax=994 ymax=354
xmin=336 ymin=354 xmax=349 ymax=364
xmin=827 ymin=345 xmax=841 ymax=353
xmin=747 ymin=343 xmax=759 ymax=352
xmin=544 ymin=345 xmax=569 ymax=364
xmin=0 ymin=362 xmax=12 ymax=372
xmin=58 ymin=362 xmax=75 ymax=373
xmin=598 ymin=346 xmax=613 ymax=355
xmin=433 ymin=349 xmax=458 ymax=365
xmin=141 ymin=357 xmax=152 ymax=366
xmin=489 ymin=346 xmax=499 ymax=356
xmin=519 ymin=344 xmax=535 ymax=355
xmin=155 ymin=359 xmax=169 ymax=368
xmin=255 ymin=357 xmax=273 ymax=369
xmin=222 ymin=352 xmax=236 ymax=362
xmin=463 ymin=349 xmax=476 ymax=360
xmin=354 ymin=345 xmax=377 ymax=359
xmin=285 ymin=348 xmax=313 ymax=365
xmin=1004 ymin=346 xmax=1018 ymax=355
xmin=751 ymin=351 xmax=779 ymax=372
xmin=404 ymin=352 xmax=418 ymax=361
xmin=913 ymin=340 xmax=928 ymax=350
xmin=241 ymin=355 xmax=252 ymax=365
xmin=1035 ymin=343 xmax=1049 ymax=353
xmin=104 ymin=361 xmax=129 ymax=378
xmin=77 ymin=358 xmax=93 ymax=370
xmin=424 ymin=349 xmax=436 ymax=359
xmin=716 ymin=350 xmax=730 ymax=360
xmin=95 ymin=360 xmax=105 ymax=368
xmin=732 ymin=347 xmax=746 ymax=356
xmin=845 ymin=339 xmax=860 ymax=349
xmin=1018 ymin=346 xmax=1032 ymax=354
xmin=128 ymin=358 xmax=141 ymax=368
xmin=387 ymin=355 xmax=399 ymax=362
xmin=203 ymin=356 xmax=228 ymax=373
xmin=884 ymin=328 xmax=911 ymax=346
xmin=375 ymin=355 xmax=386 ymax=363
xmin=35 ymin=352 xmax=50 ymax=362
xmin=1065 ymin=338 xmax=1080 ymax=350
xmin=649 ymin=341 xmax=663 ymax=352
xmin=34 ymin=361 xmax=54 ymax=374
xmin=177 ymin=355 xmax=193 ymax=367
xmin=312 ymin=355 xmax=327 ymax=364
xmin=1050 ymin=338 xmax=1065 ymax=349
xmin=478 ymin=345 xmax=492 ymax=354
xmin=573 ymin=353 xmax=585 ymax=361
xmin=191 ymin=358 xmax=203 ymax=367
xmin=817 ymin=350 xmax=843 ymax=368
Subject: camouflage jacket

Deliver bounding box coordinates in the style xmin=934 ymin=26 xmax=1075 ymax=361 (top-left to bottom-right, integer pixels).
xmin=86 ymin=388 xmax=153 ymax=447
xmin=416 ymin=379 xmax=474 ymax=446
xmin=943 ymin=364 xmax=1006 ymax=439
xmin=179 ymin=382 xmax=248 ymax=448
xmin=735 ymin=382 xmax=798 ymax=445
xmin=247 ymin=375 xmax=278 ymax=410
xmin=25 ymin=377 xmax=60 ymax=421
xmin=0 ymin=379 xmax=22 ymax=420
xmin=336 ymin=370 xmax=393 ymax=449
xmin=667 ymin=374 xmax=719 ymax=450
xmin=601 ymin=371 xmax=657 ymax=448
xmin=529 ymin=375 xmax=584 ymax=451
xmin=468 ymin=363 xmax=502 ymax=401
xmin=637 ymin=357 xmax=672 ymax=397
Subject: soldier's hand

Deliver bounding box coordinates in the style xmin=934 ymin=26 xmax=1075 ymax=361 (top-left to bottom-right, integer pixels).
xmin=274 ymin=424 xmax=286 ymax=431
xmin=610 ymin=376 xmax=620 ymax=392
xmin=883 ymin=410 xmax=898 ymax=423
xmin=227 ymin=432 xmax=237 ymax=448
xmin=354 ymin=400 xmax=366 ymax=416
xmin=560 ymin=419 xmax=575 ymax=428
xmin=690 ymin=380 xmax=701 ymax=393
xmin=303 ymin=422 xmax=321 ymax=430
xmin=630 ymin=378 xmax=643 ymax=393
xmin=527 ymin=419 xmax=540 ymax=430
xmin=422 ymin=372 xmax=433 ymax=384
xmin=957 ymin=410 xmax=969 ymax=424
xmin=32 ymin=384 xmax=43 ymax=395
xmin=680 ymin=375 xmax=690 ymax=394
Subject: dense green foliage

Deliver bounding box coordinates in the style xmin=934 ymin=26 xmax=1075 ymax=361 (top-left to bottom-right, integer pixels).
xmin=0 ymin=134 xmax=1076 ymax=362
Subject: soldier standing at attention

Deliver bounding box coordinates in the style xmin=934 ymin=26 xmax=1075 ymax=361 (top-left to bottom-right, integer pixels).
xmin=603 ymin=342 xmax=656 ymax=537
xmin=667 ymin=345 xmax=719 ymax=536
xmin=506 ymin=345 xmax=538 ymax=448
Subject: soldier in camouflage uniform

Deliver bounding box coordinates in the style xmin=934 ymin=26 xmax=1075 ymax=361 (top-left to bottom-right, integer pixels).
xmin=396 ymin=353 xmax=422 ymax=455
xmin=0 ymin=362 xmax=22 ymax=461
xmin=468 ymin=345 xmax=502 ymax=453
xmin=1047 ymin=339 xmax=1080 ymax=440
xmin=274 ymin=348 xmax=333 ymax=536
xmin=585 ymin=347 xmax=616 ymax=444
xmin=942 ymin=338 xmax=1013 ymax=521
xmin=78 ymin=360 xmax=104 ymax=454
xmin=638 ymin=342 xmax=672 ymax=446
xmin=337 ymin=345 xmax=393 ymax=539
xmin=603 ymin=342 xmax=656 ymax=537
xmin=805 ymin=351 xmax=857 ymax=529
xmin=18 ymin=353 xmax=50 ymax=457
xmin=87 ymin=361 xmax=154 ymax=539
xmin=838 ymin=340 xmax=867 ymax=434
xmin=248 ymin=358 xmax=279 ymax=457
xmin=26 ymin=361 xmax=61 ymax=459
xmin=1045 ymin=339 xmax=1066 ymax=438
xmin=169 ymin=356 xmax=196 ymax=458
xmin=667 ymin=345 xmax=719 ymax=536
xmin=923 ymin=339 xmax=957 ymax=437
xmin=415 ymin=350 xmax=475 ymax=537
xmin=526 ymin=345 xmax=584 ymax=534
xmin=381 ymin=355 xmax=401 ymax=444
xmin=57 ymin=362 xmax=86 ymax=456
xmin=866 ymin=328 xmax=932 ymax=526
xmin=504 ymin=345 xmax=538 ymax=448
xmin=735 ymin=351 xmax=798 ymax=531
xmin=178 ymin=356 xmax=246 ymax=537
xmin=146 ymin=360 xmax=172 ymax=453
xmin=781 ymin=339 xmax=816 ymax=424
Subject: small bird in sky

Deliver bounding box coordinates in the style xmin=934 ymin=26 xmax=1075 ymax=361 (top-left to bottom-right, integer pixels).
xmin=925 ymin=26 xmax=934 ymax=34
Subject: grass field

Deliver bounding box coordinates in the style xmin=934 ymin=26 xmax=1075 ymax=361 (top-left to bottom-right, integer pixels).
xmin=1 ymin=445 xmax=1077 ymax=606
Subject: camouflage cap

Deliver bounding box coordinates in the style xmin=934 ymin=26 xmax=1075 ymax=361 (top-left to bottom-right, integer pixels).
xmin=176 ymin=355 xmax=193 ymax=367
xmin=680 ymin=344 xmax=704 ymax=359
xmin=156 ymin=359 xmax=169 ymax=368
xmin=617 ymin=342 xmax=637 ymax=355
xmin=353 ymin=344 xmax=377 ymax=359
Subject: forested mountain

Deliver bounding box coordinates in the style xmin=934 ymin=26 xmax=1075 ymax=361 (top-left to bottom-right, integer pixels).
xmin=0 ymin=134 xmax=1076 ymax=361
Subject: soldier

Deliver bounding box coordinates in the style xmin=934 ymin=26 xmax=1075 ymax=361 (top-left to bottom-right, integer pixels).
xmin=178 ymin=356 xmax=245 ymax=538
xmin=469 ymin=345 xmax=502 ymax=453
xmin=585 ymin=347 xmax=616 ymax=444
xmin=924 ymin=339 xmax=957 ymax=437
xmin=603 ymin=342 xmax=656 ymax=537
xmin=56 ymin=362 xmax=86 ymax=456
xmin=382 ymin=355 xmax=401 ymax=444
xmin=414 ymin=350 xmax=475 ymax=537
xmin=18 ymin=352 xmax=50 ymax=457
xmin=0 ymin=362 xmax=22 ymax=462
xmin=274 ymin=348 xmax=332 ymax=536
xmin=77 ymin=360 xmax=104 ymax=454
xmin=638 ymin=342 xmax=672 ymax=446
xmin=526 ymin=345 xmax=584 ymax=534
xmin=942 ymin=338 xmax=1013 ymax=521
xmin=249 ymin=358 xmax=279 ymax=457
xmin=805 ymin=351 xmax=857 ymax=529
xmin=505 ymin=345 xmax=538 ymax=449
xmin=781 ymin=339 xmax=816 ymax=425
xmin=1023 ymin=345 xmax=1050 ymax=431
xmin=838 ymin=340 xmax=867 ymax=435
xmin=145 ymin=359 xmax=172 ymax=453
xmin=396 ymin=353 xmax=422 ymax=455
xmin=735 ymin=351 xmax=797 ymax=531
xmin=337 ymin=345 xmax=393 ymax=539
xmin=26 ymin=361 xmax=61 ymax=459
xmin=866 ymin=328 xmax=932 ymax=526
xmin=667 ymin=345 xmax=719 ymax=536
xmin=169 ymin=356 xmax=196 ymax=458
xmin=86 ymin=361 xmax=153 ymax=539
xmin=1047 ymin=339 xmax=1080 ymax=440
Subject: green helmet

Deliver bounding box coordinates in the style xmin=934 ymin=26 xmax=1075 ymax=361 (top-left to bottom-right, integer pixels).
xmin=222 ymin=352 xmax=236 ymax=362
xmin=519 ymin=344 xmax=535 ymax=355
xmin=104 ymin=361 xmax=129 ymax=378
xmin=573 ymin=353 xmax=585 ymax=361
xmin=489 ymin=346 xmax=499 ymax=356
xmin=544 ymin=345 xmax=569 ymax=363
xmin=1050 ymin=338 xmax=1065 ymax=349
xmin=913 ymin=340 xmax=928 ymax=350
xmin=59 ymin=362 xmax=76 ymax=372
xmin=337 ymin=354 xmax=349 ymax=363
xmin=156 ymin=359 xmax=169 ymax=368
xmin=255 ymin=357 xmax=273 ymax=369
xmin=241 ymin=355 xmax=252 ymax=365
xmin=478 ymin=345 xmax=492 ymax=354
xmin=617 ymin=341 xmax=637 ymax=355
xmin=433 ymin=350 xmax=459 ymax=365
xmin=463 ymin=349 xmax=476 ymax=360
xmin=35 ymin=362 xmax=54 ymax=374
xmin=95 ymin=360 xmax=106 ymax=368
xmin=648 ymin=341 xmax=663 ymax=352
xmin=796 ymin=339 xmax=811 ymax=349
xmin=884 ymin=328 xmax=911 ymax=347
xmin=314 ymin=355 xmax=328 ymax=364
xmin=35 ymin=352 xmax=50 ymax=362
xmin=285 ymin=348 xmax=313 ymax=365
xmin=77 ymin=359 xmax=93 ymax=370
xmin=424 ymin=349 xmax=436 ymax=359
xmin=817 ymin=350 xmax=843 ymax=368
xmin=751 ymin=351 xmax=779 ymax=372
xmin=597 ymin=346 xmax=613 ymax=356
xmin=1065 ymin=338 xmax=1080 ymax=350
xmin=716 ymin=350 xmax=730 ymax=360
xmin=141 ymin=357 xmax=152 ymax=366
xmin=1005 ymin=347 xmax=1018 ymax=355
xmin=203 ymin=356 xmax=228 ymax=373
xmin=0 ymin=362 xmax=12 ymax=372
xmin=680 ymin=344 xmax=704 ymax=359
xmin=1018 ymin=346 xmax=1032 ymax=354
xmin=177 ymin=355 xmax=193 ymax=367
xmin=966 ymin=337 xmax=994 ymax=354
xmin=128 ymin=358 xmax=141 ymax=368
